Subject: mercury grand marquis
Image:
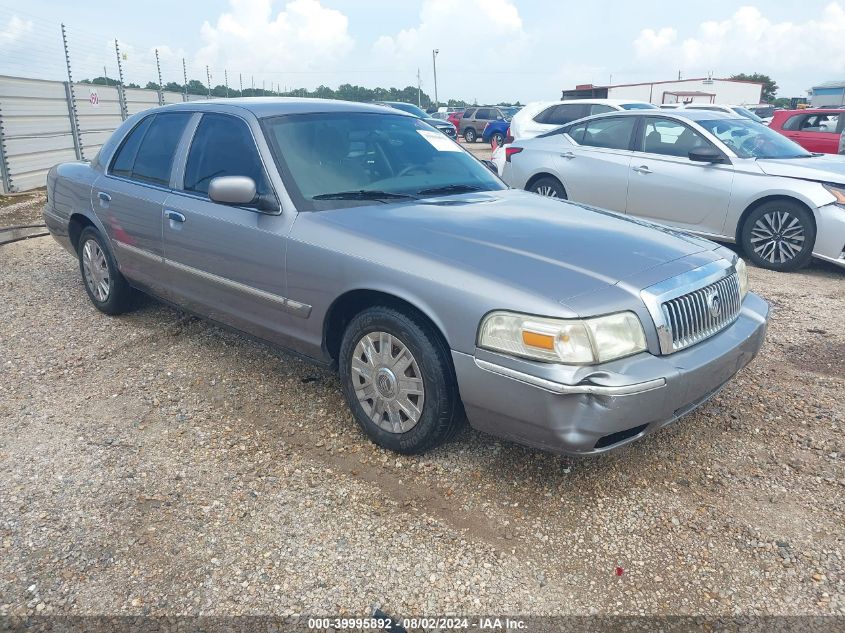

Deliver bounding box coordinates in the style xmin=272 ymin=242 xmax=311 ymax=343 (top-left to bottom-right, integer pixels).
xmin=43 ymin=99 xmax=770 ymax=455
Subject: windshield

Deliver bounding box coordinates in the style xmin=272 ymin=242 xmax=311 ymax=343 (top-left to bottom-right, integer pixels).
xmin=731 ymin=106 xmax=764 ymax=123
xmin=697 ymin=118 xmax=812 ymax=159
xmin=621 ymin=103 xmax=658 ymax=110
xmin=385 ymin=102 xmax=428 ymax=118
xmin=262 ymin=112 xmax=505 ymax=210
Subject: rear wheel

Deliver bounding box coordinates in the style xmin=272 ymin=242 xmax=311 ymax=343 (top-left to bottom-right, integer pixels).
xmin=463 ymin=128 xmax=477 ymax=143
xmin=529 ymin=176 xmax=567 ymax=199
xmin=338 ymin=306 xmax=463 ymax=454
xmin=740 ymin=200 xmax=815 ymax=271
xmin=492 ymin=132 xmax=505 ymax=147
xmin=78 ymin=226 xmax=134 ymax=314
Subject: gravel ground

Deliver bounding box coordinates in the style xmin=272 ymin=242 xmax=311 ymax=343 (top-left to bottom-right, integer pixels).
xmin=0 ymin=194 xmax=843 ymax=620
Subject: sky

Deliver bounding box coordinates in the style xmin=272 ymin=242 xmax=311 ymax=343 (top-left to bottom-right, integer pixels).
xmin=1 ymin=0 xmax=844 ymax=103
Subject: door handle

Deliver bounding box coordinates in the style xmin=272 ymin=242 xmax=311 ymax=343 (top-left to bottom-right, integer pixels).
xmin=633 ymin=165 xmax=653 ymax=174
xmin=165 ymin=210 xmax=186 ymax=223
xmin=559 ymin=151 xmax=576 ymax=159
xmin=97 ymin=191 xmax=111 ymax=207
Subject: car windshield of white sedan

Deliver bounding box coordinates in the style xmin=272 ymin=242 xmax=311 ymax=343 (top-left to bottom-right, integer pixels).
xmin=697 ymin=118 xmax=812 ymax=159
xmin=263 ymin=112 xmax=504 ymax=209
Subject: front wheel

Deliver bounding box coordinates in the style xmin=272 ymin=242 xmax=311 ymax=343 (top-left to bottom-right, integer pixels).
xmin=338 ymin=306 xmax=463 ymax=454
xmin=529 ymin=176 xmax=567 ymax=199
xmin=740 ymin=201 xmax=815 ymax=271
xmin=463 ymin=128 xmax=477 ymax=143
xmin=78 ymin=226 xmax=134 ymax=314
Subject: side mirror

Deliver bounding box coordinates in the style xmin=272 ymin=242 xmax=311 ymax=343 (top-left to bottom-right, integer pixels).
xmin=209 ymin=176 xmax=257 ymax=205
xmin=481 ymin=159 xmax=499 ymax=174
xmin=688 ymin=147 xmax=726 ymax=164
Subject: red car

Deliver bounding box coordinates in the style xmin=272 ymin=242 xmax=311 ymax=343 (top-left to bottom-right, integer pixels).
xmin=769 ymin=108 xmax=844 ymax=154
xmin=447 ymin=110 xmax=463 ymax=130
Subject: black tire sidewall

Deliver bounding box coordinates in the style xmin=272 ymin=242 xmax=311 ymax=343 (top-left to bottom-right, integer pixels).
xmin=740 ymin=201 xmax=815 ymax=272
xmin=530 ymin=176 xmax=567 ymax=199
xmin=339 ymin=307 xmax=458 ymax=454
xmin=77 ymin=227 xmax=131 ymax=314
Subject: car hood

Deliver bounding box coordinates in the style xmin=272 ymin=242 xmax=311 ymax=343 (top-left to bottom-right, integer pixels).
xmin=756 ymin=155 xmax=845 ymax=184
xmin=424 ymin=118 xmax=452 ymax=128
xmin=305 ymin=189 xmax=720 ymax=303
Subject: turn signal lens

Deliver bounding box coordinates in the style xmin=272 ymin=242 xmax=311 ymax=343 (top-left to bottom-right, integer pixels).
xmin=522 ymin=330 xmax=555 ymax=350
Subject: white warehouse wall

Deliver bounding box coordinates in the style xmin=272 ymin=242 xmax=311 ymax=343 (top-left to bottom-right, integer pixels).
xmin=608 ymin=80 xmax=763 ymax=105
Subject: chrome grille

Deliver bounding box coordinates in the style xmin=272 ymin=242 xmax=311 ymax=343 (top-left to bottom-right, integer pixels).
xmin=660 ymin=273 xmax=741 ymax=353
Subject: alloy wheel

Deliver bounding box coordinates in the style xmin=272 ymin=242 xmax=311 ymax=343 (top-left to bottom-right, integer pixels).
xmin=535 ymin=184 xmax=559 ymax=197
xmin=749 ymin=210 xmax=805 ymax=265
xmin=351 ymin=331 xmax=425 ymax=434
xmin=81 ymin=239 xmax=110 ymax=302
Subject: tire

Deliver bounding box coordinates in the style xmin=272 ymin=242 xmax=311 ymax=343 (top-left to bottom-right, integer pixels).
xmin=77 ymin=226 xmax=134 ymax=314
xmin=529 ymin=176 xmax=567 ymax=199
xmin=492 ymin=132 xmax=505 ymax=147
xmin=338 ymin=305 xmax=464 ymax=454
xmin=740 ymin=200 xmax=815 ymax=272
xmin=463 ymin=128 xmax=477 ymax=143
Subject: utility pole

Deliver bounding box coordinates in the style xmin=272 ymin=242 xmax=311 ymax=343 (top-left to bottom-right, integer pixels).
xmin=239 ymin=73 xmax=243 ymax=96
xmin=114 ymin=39 xmax=128 ymax=120
xmin=678 ymin=70 xmax=682 ymax=80
xmin=206 ymin=66 xmax=211 ymax=99
xmin=154 ymin=48 xmax=163 ymax=105
xmin=417 ymin=68 xmax=421 ymax=107
xmin=432 ymin=49 xmax=439 ymax=110
xmin=182 ymin=58 xmax=188 ymax=101
xmin=224 ymin=69 xmax=229 ymax=98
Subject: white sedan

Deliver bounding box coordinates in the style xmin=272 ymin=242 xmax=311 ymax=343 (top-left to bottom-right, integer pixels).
xmin=501 ymin=109 xmax=845 ymax=272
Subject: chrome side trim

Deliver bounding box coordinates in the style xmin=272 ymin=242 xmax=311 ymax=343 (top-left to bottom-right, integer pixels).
xmin=474 ymin=359 xmax=666 ymax=396
xmin=112 ymin=240 xmax=312 ymax=318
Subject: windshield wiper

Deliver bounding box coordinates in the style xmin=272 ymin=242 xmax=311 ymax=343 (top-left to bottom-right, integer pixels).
xmin=312 ymin=190 xmax=418 ymax=201
xmin=417 ymin=184 xmax=485 ymax=195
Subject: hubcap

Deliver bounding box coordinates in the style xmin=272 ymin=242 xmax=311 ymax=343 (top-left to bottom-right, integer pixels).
xmin=81 ymin=239 xmax=110 ymax=302
xmin=750 ymin=211 xmax=805 ymax=264
xmin=351 ymin=331 xmax=425 ymax=434
xmin=536 ymin=185 xmax=558 ymax=197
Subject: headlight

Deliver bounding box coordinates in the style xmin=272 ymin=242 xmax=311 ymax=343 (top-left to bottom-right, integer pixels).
xmin=822 ymin=183 xmax=845 ymax=207
xmin=735 ymin=257 xmax=748 ymax=300
xmin=478 ymin=311 xmax=647 ymax=365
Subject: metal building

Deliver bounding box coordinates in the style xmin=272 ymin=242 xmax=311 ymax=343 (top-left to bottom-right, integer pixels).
xmin=562 ymin=78 xmax=764 ymax=106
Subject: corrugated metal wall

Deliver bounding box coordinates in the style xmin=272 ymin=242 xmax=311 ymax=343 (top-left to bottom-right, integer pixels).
xmin=0 ymin=74 xmax=204 ymax=194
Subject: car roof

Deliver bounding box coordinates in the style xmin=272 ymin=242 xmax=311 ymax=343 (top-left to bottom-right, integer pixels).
xmin=142 ymin=97 xmax=406 ymax=118
xmin=563 ymin=109 xmax=745 ymax=124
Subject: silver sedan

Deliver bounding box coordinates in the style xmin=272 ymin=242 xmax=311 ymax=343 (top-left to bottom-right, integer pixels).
xmin=502 ymin=110 xmax=845 ymax=272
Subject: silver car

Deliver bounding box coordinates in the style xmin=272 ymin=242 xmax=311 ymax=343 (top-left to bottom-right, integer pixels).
xmin=502 ymin=110 xmax=845 ymax=272
xmin=43 ymin=99 xmax=769 ymax=456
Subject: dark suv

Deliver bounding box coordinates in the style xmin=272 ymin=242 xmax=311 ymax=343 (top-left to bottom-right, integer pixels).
xmin=459 ymin=106 xmax=509 ymax=143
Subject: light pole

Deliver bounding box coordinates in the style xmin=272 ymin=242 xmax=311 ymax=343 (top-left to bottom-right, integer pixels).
xmin=432 ymin=49 xmax=439 ymax=111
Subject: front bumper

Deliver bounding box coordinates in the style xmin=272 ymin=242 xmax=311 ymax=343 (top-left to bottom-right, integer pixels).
xmin=453 ymin=292 xmax=769 ymax=455
xmin=813 ymin=203 xmax=845 ymax=268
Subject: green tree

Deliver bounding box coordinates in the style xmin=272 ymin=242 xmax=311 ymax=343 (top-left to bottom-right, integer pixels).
xmin=731 ymin=73 xmax=778 ymax=102
xmin=144 ymin=81 xmax=160 ymax=91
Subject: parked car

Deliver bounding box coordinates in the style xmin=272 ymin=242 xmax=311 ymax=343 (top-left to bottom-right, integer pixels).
xmin=840 ymin=129 xmax=845 ymax=155
xmin=502 ymin=109 xmax=845 ymax=272
xmin=510 ymin=99 xmax=657 ymax=139
xmin=374 ymin=101 xmax=457 ymax=138
xmin=459 ymin=106 xmax=513 ymax=142
xmin=447 ymin=110 xmax=464 ymax=131
xmin=43 ymin=99 xmax=769 ymax=456
xmin=748 ymin=104 xmax=777 ymax=123
xmin=769 ymin=108 xmax=844 ymax=154
xmin=678 ymin=103 xmax=766 ymax=124
xmin=482 ymin=115 xmax=518 ymax=146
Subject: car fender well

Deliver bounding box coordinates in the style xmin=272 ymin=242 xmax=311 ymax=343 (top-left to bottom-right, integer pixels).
xmin=323 ymin=289 xmax=452 ymax=364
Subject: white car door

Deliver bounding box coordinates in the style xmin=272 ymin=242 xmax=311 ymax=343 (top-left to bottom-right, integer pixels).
xmin=553 ymin=115 xmax=637 ymax=212
xmin=625 ymin=117 xmax=735 ymax=235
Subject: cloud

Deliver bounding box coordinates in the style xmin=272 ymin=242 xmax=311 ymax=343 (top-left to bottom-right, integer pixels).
xmin=373 ymin=0 xmax=529 ymax=98
xmin=634 ymin=3 xmax=845 ymax=77
xmin=0 ymin=15 xmax=33 ymax=46
xmin=196 ymin=0 xmax=354 ymax=77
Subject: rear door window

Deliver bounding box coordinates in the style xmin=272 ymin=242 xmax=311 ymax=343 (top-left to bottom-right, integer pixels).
xmin=110 ymin=116 xmax=154 ymax=178
xmin=183 ymin=113 xmax=270 ymax=197
xmin=578 ymin=116 xmax=637 ymax=150
xmin=130 ymin=113 xmax=192 ymax=186
xmin=546 ymin=104 xmax=589 ymax=125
